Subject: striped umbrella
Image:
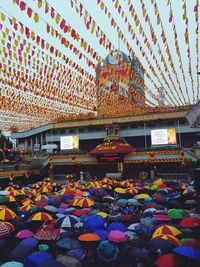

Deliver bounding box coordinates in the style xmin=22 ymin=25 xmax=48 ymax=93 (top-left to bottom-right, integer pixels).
xmin=6 ymin=195 xmax=17 ymax=202
xmin=19 ymin=204 xmax=34 ymax=211
xmin=77 ymin=197 xmax=94 ymax=208
xmin=0 ymin=221 xmax=14 ymax=236
xmin=55 ymin=215 xmax=80 ymax=228
xmin=126 ymin=187 xmax=138 ymax=195
xmin=152 ymin=225 xmax=182 ymax=238
xmin=28 ymin=212 xmax=53 ymax=221
xmin=0 ymin=207 xmax=16 ymax=220
xmin=34 ymin=194 xmax=48 ymax=202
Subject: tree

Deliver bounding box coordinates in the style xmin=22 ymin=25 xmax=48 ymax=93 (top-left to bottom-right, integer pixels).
xmin=0 ymin=131 xmax=13 ymax=149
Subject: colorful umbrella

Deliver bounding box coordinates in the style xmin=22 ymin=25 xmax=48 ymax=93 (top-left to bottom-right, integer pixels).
xmin=28 ymin=212 xmax=53 ymax=221
xmin=55 ymin=215 xmax=80 ymax=228
xmin=155 ymin=253 xmax=182 ymax=267
xmin=152 ymin=225 xmax=181 ymax=238
xmin=78 ymin=233 xmax=101 ymax=242
xmin=34 ymin=229 xmax=56 ymax=240
xmin=77 ymin=197 xmax=94 ymax=208
xmin=15 ymin=230 xmax=34 ymax=239
xmin=168 ymin=209 xmax=189 ymax=220
xmin=97 ymin=240 xmax=119 ymax=262
xmin=107 ymin=230 xmax=128 ymax=243
xmin=84 ymin=214 xmax=105 ymax=231
xmin=180 ymin=217 xmax=200 ymax=228
xmin=0 ymin=207 xmax=16 ymax=220
xmin=0 ymin=221 xmax=15 ymax=236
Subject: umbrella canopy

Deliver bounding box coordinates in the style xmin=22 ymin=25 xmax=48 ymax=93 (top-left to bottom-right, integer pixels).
xmin=152 ymin=225 xmax=181 ymax=238
xmin=0 ymin=207 xmax=16 ymax=220
xmin=24 ymin=252 xmax=54 ymax=267
xmin=15 ymin=229 xmax=34 ymax=239
xmin=180 ymin=217 xmax=200 ymax=228
xmin=107 ymin=230 xmax=128 ymax=243
xmin=83 ymin=214 xmax=105 ymax=231
xmin=97 ymin=240 xmax=119 ymax=262
xmin=173 ymin=246 xmax=200 ymax=260
xmin=148 ymin=238 xmax=174 ymax=251
xmin=107 ymin=222 xmax=127 ymax=233
xmin=56 ymin=255 xmax=81 ymax=267
xmin=0 ymin=221 xmax=15 ymax=236
xmin=155 ymin=253 xmax=182 ymax=267
xmin=34 ymin=229 xmax=56 ymax=240
xmin=66 ymin=247 xmax=86 ymax=261
xmin=77 ymin=197 xmax=94 ymax=208
xmin=184 ymin=239 xmax=200 ymax=249
xmin=19 ymin=238 xmax=38 ymax=248
xmin=56 ymin=215 xmax=80 ymax=228
xmin=28 ymin=212 xmax=53 ymax=221
xmin=168 ymin=209 xmax=189 ymax=220
xmin=78 ymin=233 xmax=101 ymax=242
xmin=1 ymin=262 xmax=24 ymax=267
xmin=56 ymin=237 xmax=81 ymax=250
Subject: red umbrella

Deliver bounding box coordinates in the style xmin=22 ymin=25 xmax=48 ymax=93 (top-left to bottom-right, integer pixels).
xmin=72 ymin=209 xmax=92 ymax=217
xmin=155 ymin=253 xmax=182 ymax=267
xmin=153 ymin=215 xmax=170 ymax=221
xmin=34 ymin=229 xmax=56 ymax=240
xmin=180 ymin=217 xmax=200 ymax=228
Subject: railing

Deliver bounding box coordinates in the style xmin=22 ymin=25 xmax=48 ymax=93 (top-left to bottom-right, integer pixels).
xmin=157 ymin=173 xmax=188 ymax=181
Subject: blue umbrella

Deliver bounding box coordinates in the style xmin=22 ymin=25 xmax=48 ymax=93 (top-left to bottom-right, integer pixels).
xmin=19 ymin=238 xmax=38 ymax=248
xmin=173 ymin=246 xmax=200 ymax=260
xmin=107 ymin=222 xmax=127 ymax=233
xmin=97 ymin=240 xmax=119 ymax=263
xmin=56 ymin=238 xmax=81 ymax=250
xmin=61 ymin=195 xmax=73 ymax=202
xmin=24 ymin=252 xmax=54 ymax=267
xmin=94 ymin=230 xmax=108 ymax=240
xmin=83 ymin=215 xmax=105 ymax=231
xmin=1 ymin=262 xmax=23 ymax=267
xmin=66 ymin=247 xmax=86 ymax=261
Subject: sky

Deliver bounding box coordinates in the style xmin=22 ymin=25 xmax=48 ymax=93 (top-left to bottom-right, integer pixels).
xmin=0 ymin=0 xmax=199 ymax=130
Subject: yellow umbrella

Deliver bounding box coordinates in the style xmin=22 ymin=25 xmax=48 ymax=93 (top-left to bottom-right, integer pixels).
xmin=153 ymin=178 xmax=164 ymax=186
xmin=126 ymin=187 xmax=138 ymax=194
xmin=97 ymin=212 xmax=108 ymax=218
xmin=114 ymin=188 xmax=126 ymax=194
xmin=152 ymin=225 xmax=182 ymax=238
xmin=136 ymin=193 xmax=150 ymax=199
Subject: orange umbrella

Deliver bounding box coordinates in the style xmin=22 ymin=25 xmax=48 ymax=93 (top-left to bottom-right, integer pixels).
xmin=153 ymin=234 xmax=182 ymax=247
xmin=0 ymin=207 xmax=16 ymax=220
xmin=28 ymin=212 xmax=53 ymax=221
xmin=78 ymin=233 xmax=101 ymax=242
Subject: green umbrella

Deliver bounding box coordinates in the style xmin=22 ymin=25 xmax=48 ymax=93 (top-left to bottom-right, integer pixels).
xmin=168 ymin=209 xmax=189 ymax=220
xmin=80 ymin=181 xmax=89 ymax=186
xmin=0 ymin=196 xmax=6 ymax=204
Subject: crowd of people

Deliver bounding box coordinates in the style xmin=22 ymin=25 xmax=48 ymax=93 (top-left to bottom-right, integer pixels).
xmin=0 ymin=176 xmax=200 ymax=267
